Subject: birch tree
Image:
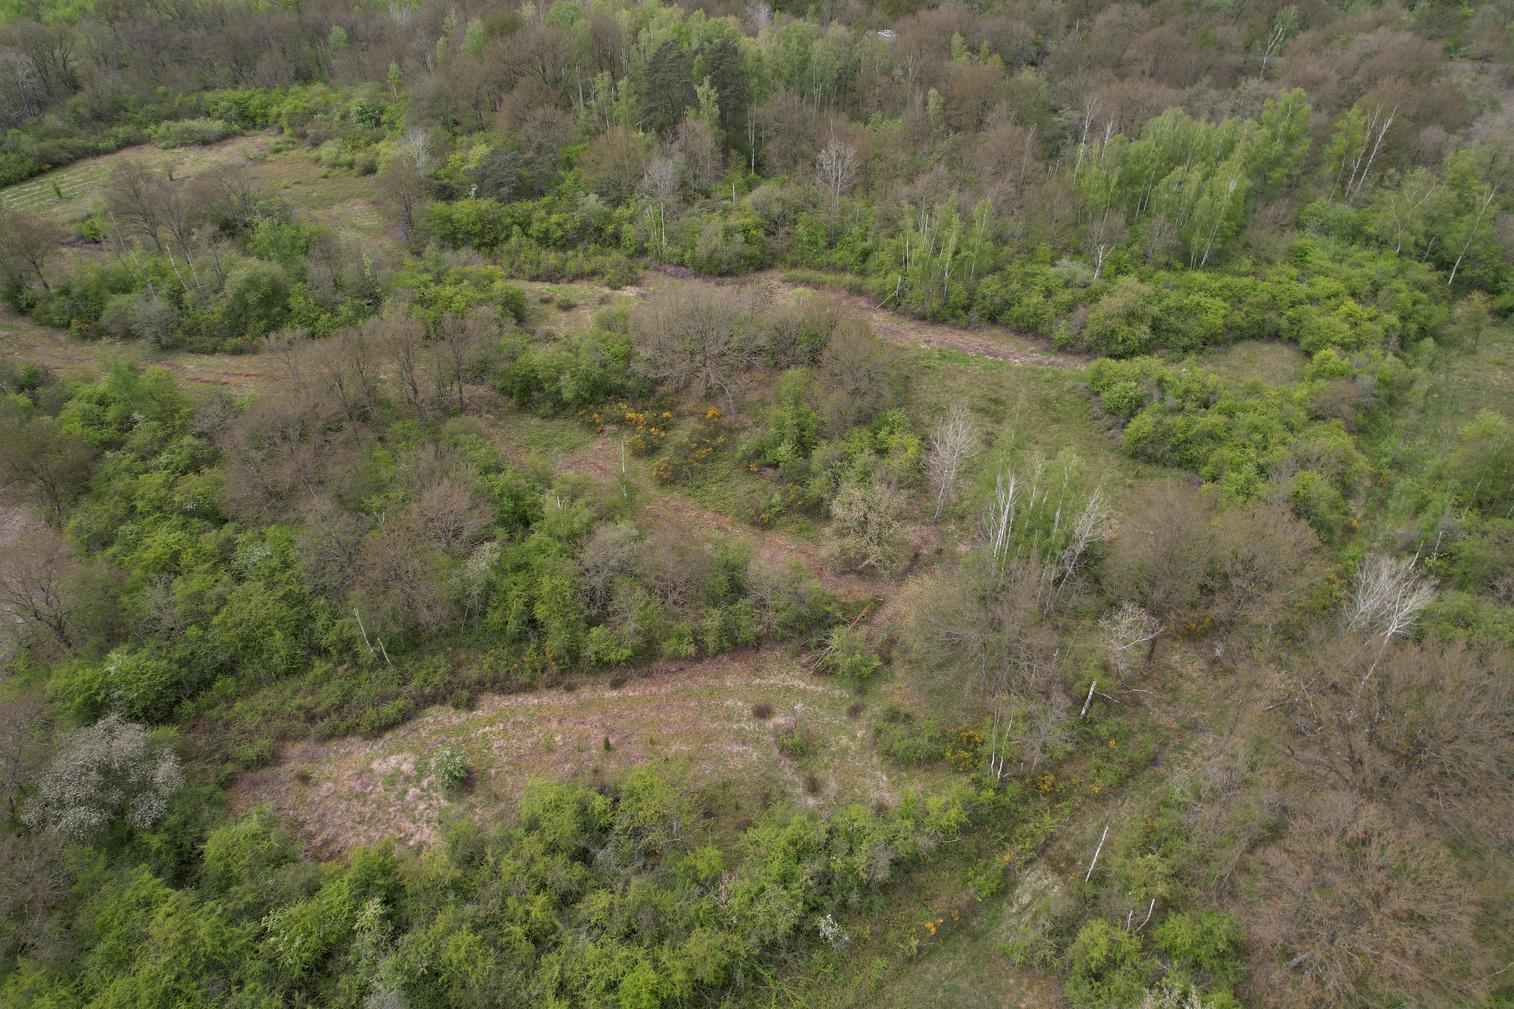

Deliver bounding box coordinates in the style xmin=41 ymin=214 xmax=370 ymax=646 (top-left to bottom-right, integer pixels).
xmin=1343 ymin=553 xmax=1435 ymax=641
xmin=815 ymin=134 xmax=856 ymax=241
xmin=1099 ymin=602 xmax=1162 ymax=679
xmin=925 ymin=404 xmax=979 ymax=520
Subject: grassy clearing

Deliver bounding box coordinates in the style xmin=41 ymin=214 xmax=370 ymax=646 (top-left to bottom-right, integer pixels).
xmin=1192 ymin=339 xmax=1307 ymax=387
xmin=1 ymin=304 xmax=279 ymax=387
xmin=231 ymin=648 xmax=923 ymax=856
xmin=0 ymin=135 xmax=270 ymax=223
xmin=1366 ymin=324 xmax=1514 ymax=523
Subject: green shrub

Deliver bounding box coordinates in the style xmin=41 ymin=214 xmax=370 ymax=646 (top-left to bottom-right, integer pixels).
xmin=1152 ymin=911 xmax=1242 ymax=988
xmin=1065 ymin=918 xmax=1150 ymax=1009
xmin=819 ymin=625 xmax=882 ymax=683
xmin=431 ymin=747 xmax=472 ymax=792
xmin=151 ymin=118 xmax=235 ymax=148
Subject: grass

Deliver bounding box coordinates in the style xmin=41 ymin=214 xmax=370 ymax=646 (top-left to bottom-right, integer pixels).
xmin=1363 ymin=324 xmax=1514 ymax=526
xmin=1191 ymin=339 xmax=1306 ymax=386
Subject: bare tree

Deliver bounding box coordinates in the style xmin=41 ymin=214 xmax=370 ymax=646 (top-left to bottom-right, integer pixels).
xmin=296 ymin=496 xmax=369 ymax=599
xmin=1099 ymin=602 xmax=1162 ymax=680
xmin=579 ymin=521 xmax=640 ymax=614
xmin=925 ymin=404 xmax=978 ymax=520
xmin=1280 ymin=634 xmax=1513 ymax=840
xmin=408 ymin=478 xmax=491 ymax=557
xmin=1253 ymin=793 xmax=1487 ymax=1009
xmin=0 ymin=210 xmax=61 ymax=293
xmin=352 ymin=521 xmax=453 ymax=638
xmin=1106 ymin=480 xmax=1216 ymax=622
xmin=0 ymin=693 xmax=48 ymax=819
xmin=379 ymin=316 xmax=438 ymax=420
xmin=1343 ymin=552 xmax=1435 ymax=641
xmin=105 ymin=159 xmax=171 ymax=252
xmin=1021 ymin=696 xmax=1070 ymax=772
xmin=633 ymin=286 xmax=755 ymax=399
xmin=377 ymin=155 xmax=428 ymax=244
xmin=434 ymin=310 xmax=491 ymax=413
xmin=0 ymin=831 xmax=68 ymax=960
xmin=1212 ymin=502 xmax=1319 ymax=634
xmin=0 ymin=410 xmax=95 ymax=526
xmin=0 ymin=517 xmax=78 ymax=650
xmin=304 ymin=325 xmax=385 ymax=422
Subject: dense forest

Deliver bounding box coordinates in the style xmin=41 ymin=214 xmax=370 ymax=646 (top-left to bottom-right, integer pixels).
xmin=1 ymin=0 xmax=1512 ymax=1006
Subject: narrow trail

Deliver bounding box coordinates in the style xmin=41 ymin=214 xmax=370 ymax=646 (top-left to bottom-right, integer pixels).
xmin=750 ymin=269 xmax=1088 ymax=369
xmin=6 ymin=263 xmax=1086 ymax=388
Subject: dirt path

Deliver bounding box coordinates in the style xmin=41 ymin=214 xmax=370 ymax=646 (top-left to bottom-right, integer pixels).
xmin=750 ymin=270 xmax=1086 ymax=369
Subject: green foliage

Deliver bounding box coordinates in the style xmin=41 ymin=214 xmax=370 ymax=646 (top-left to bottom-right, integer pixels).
xmin=1152 ymin=911 xmax=1243 ymax=989
xmin=1446 ymin=409 xmax=1514 ymax=517
xmin=1065 ymin=919 xmax=1150 ymax=1009
xmin=819 ymin=624 xmax=883 ymax=683
xmin=1087 ymin=355 xmax=1368 ymax=515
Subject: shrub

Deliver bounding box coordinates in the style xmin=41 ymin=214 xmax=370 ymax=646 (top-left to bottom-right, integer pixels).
xmin=1152 ymin=911 xmax=1242 ymax=988
xmin=1065 ymin=918 xmax=1150 ymax=1009
xmin=431 ymin=747 xmax=472 ymax=792
xmin=775 ymin=724 xmax=813 ymax=758
xmin=818 ymin=625 xmax=883 ymax=683
xmin=151 ymin=118 xmax=234 ymax=148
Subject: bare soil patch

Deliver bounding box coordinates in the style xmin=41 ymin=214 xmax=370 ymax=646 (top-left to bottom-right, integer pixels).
xmin=230 ymin=648 xmax=905 ymax=856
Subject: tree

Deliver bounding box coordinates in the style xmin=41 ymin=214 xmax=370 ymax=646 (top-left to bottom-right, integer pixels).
xmin=1436 ymin=144 xmax=1508 ymax=287
xmin=1099 ymin=602 xmax=1161 ymax=680
xmin=816 ymin=318 xmax=897 ymax=433
xmin=377 ymin=155 xmax=428 ymax=244
xmin=0 ymin=210 xmax=60 ymax=294
xmin=1447 ymin=409 xmax=1513 ymax=516
xmin=640 ymin=153 xmax=680 ymax=259
xmin=24 ymin=714 xmax=183 ymax=842
xmin=925 ymin=404 xmax=978 ymax=520
xmin=580 ymin=126 xmax=650 ymax=205
xmin=633 ymin=286 xmax=754 ymax=398
xmin=815 ymin=134 xmax=856 ymax=241
xmin=1255 ymin=5 xmax=1298 ymax=78
xmin=828 ymin=479 xmax=906 ymax=574
xmin=0 ymin=408 xmax=96 ymax=526
xmin=640 ymin=40 xmax=694 ymax=135
xmin=0 ymin=517 xmax=79 ymax=650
